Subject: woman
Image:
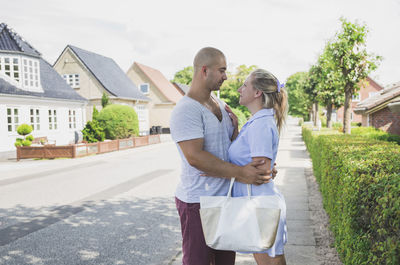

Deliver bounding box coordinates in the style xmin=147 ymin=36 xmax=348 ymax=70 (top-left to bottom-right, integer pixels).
xmin=227 ymin=69 xmax=288 ymax=265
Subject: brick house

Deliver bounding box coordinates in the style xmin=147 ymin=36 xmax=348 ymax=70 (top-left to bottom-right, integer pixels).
xmin=336 ymin=77 xmax=384 ymax=123
xmin=354 ymin=82 xmax=400 ymax=135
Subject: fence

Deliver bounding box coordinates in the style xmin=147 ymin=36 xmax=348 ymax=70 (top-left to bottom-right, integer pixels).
xmin=16 ymin=135 xmax=161 ymax=161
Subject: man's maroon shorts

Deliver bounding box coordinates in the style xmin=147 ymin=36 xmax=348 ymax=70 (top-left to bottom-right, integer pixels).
xmin=175 ymin=197 xmax=235 ymax=265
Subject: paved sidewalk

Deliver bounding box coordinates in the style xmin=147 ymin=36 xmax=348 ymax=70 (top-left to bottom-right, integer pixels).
xmin=171 ymin=117 xmax=320 ymax=265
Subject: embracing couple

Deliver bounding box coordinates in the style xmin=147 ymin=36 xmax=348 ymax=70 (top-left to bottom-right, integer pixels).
xmin=170 ymin=47 xmax=288 ymax=265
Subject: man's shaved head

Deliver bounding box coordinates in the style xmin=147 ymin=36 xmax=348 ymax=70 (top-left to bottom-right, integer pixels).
xmin=193 ymin=47 xmax=225 ymax=74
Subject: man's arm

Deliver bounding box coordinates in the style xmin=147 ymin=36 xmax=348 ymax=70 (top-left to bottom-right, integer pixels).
xmin=178 ymin=138 xmax=270 ymax=185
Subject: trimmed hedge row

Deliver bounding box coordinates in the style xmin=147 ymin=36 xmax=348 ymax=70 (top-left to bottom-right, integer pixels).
xmin=351 ymin=127 xmax=400 ymax=145
xmin=302 ymin=127 xmax=400 ymax=265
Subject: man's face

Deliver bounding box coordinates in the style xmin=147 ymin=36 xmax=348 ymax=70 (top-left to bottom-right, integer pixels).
xmin=205 ymin=56 xmax=227 ymax=91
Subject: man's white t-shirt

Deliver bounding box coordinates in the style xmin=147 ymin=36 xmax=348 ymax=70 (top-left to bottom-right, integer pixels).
xmin=170 ymin=95 xmax=234 ymax=203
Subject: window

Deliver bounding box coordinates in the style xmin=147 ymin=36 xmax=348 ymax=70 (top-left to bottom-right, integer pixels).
xmin=7 ymin=107 xmax=19 ymax=132
xmin=369 ymin=92 xmax=379 ymax=98
xmin=48 ymin=109 xmax=57 ymax=130
xmin=30 ymin=108 xmax=40 ymax=131
xmin=140 ymin=83 xmax=149 ymax=94
xmin=0 ymin=56 xmax=20 ymax=83
xmin=68 ymin=110 xmax=76 ymax=129
xmin=63 ymin=74 xmax=80 ymax=88
xmin=22 ymin=57 xmax=40 ymax=88
xmin=135 ymin=105 xmax=147 ymax=122
xmin=352 ymin=93 xmax=360 ymax=102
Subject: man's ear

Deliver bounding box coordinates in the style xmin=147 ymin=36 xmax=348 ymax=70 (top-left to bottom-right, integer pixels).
xmin=202 ymin=66 xmax=207 ymax=77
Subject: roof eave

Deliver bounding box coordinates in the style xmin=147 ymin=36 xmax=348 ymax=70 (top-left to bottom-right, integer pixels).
xmin=0 ymin=49 xmax=41 ymax=58
xmin=388 ymin=101 xmax=400 ymax=113
xmin=353 ymin=107 xmax=367 ymax=114
xmin=0 ymin=92 xmax=87 ymax=103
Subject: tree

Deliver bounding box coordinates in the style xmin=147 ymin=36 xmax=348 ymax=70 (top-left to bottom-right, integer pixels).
xmin=220 ymin=64 xmax=258 ymax=118
xmin=92 ymin=105 xmax=99 ymax=120
xmin=286 ymin=72 xmax=312 ymax=121
xmin=329 ymin=18 xmax=381 ymax=134
xmin=171 ymin=66 xmax=194 ymax=85
xmin=101 ymin=92 xmax=110 ymax=108
xmin=313 ymin=43 xmax=345 ymax=128
xmin=307 ymin=65 xmax=321 ymax=126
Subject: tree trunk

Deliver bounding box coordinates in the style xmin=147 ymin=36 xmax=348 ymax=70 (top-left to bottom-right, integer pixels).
xmin=326 ymin=102 xmax=333 ymax=128
xmin=313 ymin=102 xmax=319 ymax=127
xmin=343 ymin=88 xmax=352 ymax=134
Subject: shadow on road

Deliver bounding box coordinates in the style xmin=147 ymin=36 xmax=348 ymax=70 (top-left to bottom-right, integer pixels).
xmin=0 ymin=197 xmax=181 ymax=265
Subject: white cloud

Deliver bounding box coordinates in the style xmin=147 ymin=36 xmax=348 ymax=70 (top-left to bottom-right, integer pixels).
xmin=2 ymin=0 xmax=399 ymax=85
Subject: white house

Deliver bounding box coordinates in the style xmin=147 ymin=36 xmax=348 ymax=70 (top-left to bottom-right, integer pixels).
xmin=0 ymin=23 xmax=87 ymax=152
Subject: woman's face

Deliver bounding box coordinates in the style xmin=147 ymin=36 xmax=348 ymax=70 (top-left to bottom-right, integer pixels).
xmin=238 ymin=75 xmax=257 ymax=107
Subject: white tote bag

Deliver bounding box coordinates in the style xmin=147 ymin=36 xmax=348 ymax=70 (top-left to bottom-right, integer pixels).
xmin=199 ymin=178 xmax=281 ymax=252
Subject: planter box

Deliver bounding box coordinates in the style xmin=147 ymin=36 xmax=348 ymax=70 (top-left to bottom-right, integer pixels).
xmin=16 ymin=135 xmax=162 ymax=161
xmin=17 ymin=145 xmax=75 ymax=161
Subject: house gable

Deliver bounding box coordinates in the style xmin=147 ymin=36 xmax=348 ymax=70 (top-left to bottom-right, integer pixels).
xmin=128 ymin=62 xmax=182 ymax=104
xmin=53 ymin=47 xmax=107 ymax=101
xmin=55 ymin=45 xmax=149 ymax=102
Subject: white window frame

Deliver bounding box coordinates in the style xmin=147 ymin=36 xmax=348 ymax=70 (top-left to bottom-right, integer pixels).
xmin=7 ymin=107 xmax=20 ymax=132
xmin=30 ymin=108 xmax=40 ymax=131
xmin=22 ymin=57 xmax=40 ymax=89
xmin=0 ymin=56 xmax=21 ymax=84
xmin=63 ymin=74 xmax=80 ymax=88
xmin=369 ymin=92 xmax=379 ymax=98
xmin=135 ymin=105 xmax=147 ymax=122
xmin=48 ymin=109 xmax=58 ymax=130
xmin=140 ymin=83 xmax=149 ymax=94
xmin=352 ymin=93 xmax=360 ymax=102
xmin=68 ymin=110 xmax=77 ymax=129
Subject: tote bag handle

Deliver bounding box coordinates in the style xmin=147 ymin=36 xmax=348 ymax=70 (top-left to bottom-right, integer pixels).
xmin=227 ymin=178 xmax=251 ymax=199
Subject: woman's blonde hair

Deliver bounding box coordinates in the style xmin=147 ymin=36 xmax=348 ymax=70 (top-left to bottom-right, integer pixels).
xmin=250 ymin=69 xmax=288 ymax=134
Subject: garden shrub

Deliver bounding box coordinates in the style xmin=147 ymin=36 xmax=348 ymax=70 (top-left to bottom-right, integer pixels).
xmin=302 ymin=126 xmax=400 ymax=264
xmin=17 ymin=124 xmax=32 ymax=136
xmin=82 ymin=119 xmax=105 ymax=143
xmin=97 ymin=104 xmax=139 ymax=139
xmin=15 ymin=124 xmax=33 ymax=147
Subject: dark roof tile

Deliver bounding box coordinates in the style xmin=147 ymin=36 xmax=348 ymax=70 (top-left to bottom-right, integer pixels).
xmin=0 ymin=58 xmax=87 ymax=101
xmin=0 ymin=23 xmax=41 ymax=57
xmin=68 ymin=45 xmax=149 ymax=101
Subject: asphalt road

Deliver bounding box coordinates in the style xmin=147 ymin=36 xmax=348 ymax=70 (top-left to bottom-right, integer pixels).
xmin=0 ymin=140 xmax=182 ymax=265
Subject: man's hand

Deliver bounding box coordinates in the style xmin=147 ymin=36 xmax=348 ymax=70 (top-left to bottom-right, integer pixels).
xmin=225 ymin=104 xmax=239 ymax=141
xmin=236 ymin=160 xmax=272 ymax=185
xmin=225 ymin=104 xmax=238 ymax=128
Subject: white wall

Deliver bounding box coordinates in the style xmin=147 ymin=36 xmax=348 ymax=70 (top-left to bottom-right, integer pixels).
xmin=0 ymin=95 xmax=86 ymax=152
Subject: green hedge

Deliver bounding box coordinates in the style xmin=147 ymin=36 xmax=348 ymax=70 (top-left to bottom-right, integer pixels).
xmin=351 ymin=127 xmax=400 ymax=145
xmin=302 ymin=126 xmax=400 ymax=265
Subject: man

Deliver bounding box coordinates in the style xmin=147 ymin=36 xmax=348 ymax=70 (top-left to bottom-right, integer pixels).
xmin=170 ymin=47 xmax=273 ymax=265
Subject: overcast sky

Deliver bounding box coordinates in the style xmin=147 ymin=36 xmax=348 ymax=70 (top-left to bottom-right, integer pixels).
xmin=2 ymin=0 xmax=399 ymax=86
